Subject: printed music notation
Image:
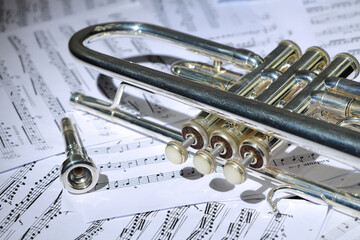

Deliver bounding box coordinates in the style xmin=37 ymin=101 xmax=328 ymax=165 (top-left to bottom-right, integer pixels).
xmin=0 ymin=165 xmax=59 ymax=238
xmin=152 ymin=206 xmax=189 ymax=240
xmin=98 ymin=154 xmax=167 ymax=172
xmin=87 ymin=138 xmax=158 ymax=155
xmin=20 ymin=191 xmax=63 ymax=240
xmin=118 ymin=211 xmax=157 ymax=240
xmin=187 ymin=202 xmax=225 ymax=239
xmin=260 ymin=213 xmax=293 ymax=240
xmin=222 ymin=208 xmax=259 ymax=239
xmin=75 ymin=219 xmax=109 ymax=240
xmin=94 ymin=167 xmax=204 ymax=191
xmin=271 ymin=153 xmax=318 ymax=168
xmin=0 ymin=62 xmax=50 ymax=153
xmin=0 ymin=0 xmax=135 ymax=33
xmin=8 ymin=35 xmax=66 ymax=128
xmin=321 ymin=218 xmax=360 ymax=240
xmin=33 ymin=30 xmax=84 ymax=93
xmin=0 ymin=162 xmax=36 ymax=209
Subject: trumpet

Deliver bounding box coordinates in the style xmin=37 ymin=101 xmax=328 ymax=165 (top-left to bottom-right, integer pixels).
xmin=67 ymin=22 xmax=360 ymax=217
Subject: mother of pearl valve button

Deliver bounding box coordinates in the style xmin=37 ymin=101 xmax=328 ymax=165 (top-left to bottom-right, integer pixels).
xmin=223 ymin=155 xmax=253 ymax=185
xmin=165 ymin=141 xmax=188 ymax=164
xmin=193 ymin=149 xmax=217 ymax=174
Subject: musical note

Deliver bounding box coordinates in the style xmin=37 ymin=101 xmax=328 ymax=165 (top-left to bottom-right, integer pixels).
xmin=188 ymin=203 xmax=225 ymax=239
xmin=223 ymin=208 xmax=259 ymax=239
xmin=20 ymin=191 xmax=63 ymax=240
xmin=152 ymin=206 xmax=189 ymax=240
xmin=8 ymin=35 xmax=66 ymax=126
xmin=119 ymin=211 xmax=157 ymax=239
xmin=98 ymin=154 xmax=167 ymax=172
xmin=0 ymin=62 xmax=49 ymax=153
xmin=0 ymin=162 xmax=35 ymax=208
xmin=87 ymin=138 xmax=159 ymax=155
xmin=94 ymin=167 xmax=205 ymax=192
xmin=0 ymin=166 xmax=59 ymax=238
xmin=260 ymin=213 xmax=292 ymax=240
xmin=271 ymin=153 xmax=320 ymax=167
xmin=33 ymin=30 xmax=83 ymax=93
xmin=75 ymin=219 xmax=108 ymax=240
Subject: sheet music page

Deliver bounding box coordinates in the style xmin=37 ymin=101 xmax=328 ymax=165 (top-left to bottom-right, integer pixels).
xmin=0 ymin=0 xmax=360 ymax=239
xmin=300 ymin=0 xmax=360 ymax=59
xmin=0 ymin=0 xmax=138 ymax=32
xmin=0 ymin=152 xmax=328 ymax=239
xmin=61 ymin=140 xmax=273 ymax=222
xmin=320 ymin=209 xmax=360 ymax=240
xmin=0 ymin=3 xmax=198 ymax=172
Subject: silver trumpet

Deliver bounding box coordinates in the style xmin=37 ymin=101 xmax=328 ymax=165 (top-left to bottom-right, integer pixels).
xmin=67 ymin=22 xmax=360 ymax=217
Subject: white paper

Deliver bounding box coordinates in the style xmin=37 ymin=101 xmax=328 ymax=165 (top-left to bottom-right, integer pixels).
xmin=0 ymin=155 xmax=328 ymax=240
xmin=62 ymin=141 xmax=272 ymax=222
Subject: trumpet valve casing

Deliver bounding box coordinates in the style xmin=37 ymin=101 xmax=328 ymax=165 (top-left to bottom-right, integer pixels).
xmin=239 ymin=133 xmax=271 ymax=170
xmin=165 ymin=111 xmax=224 ymax=164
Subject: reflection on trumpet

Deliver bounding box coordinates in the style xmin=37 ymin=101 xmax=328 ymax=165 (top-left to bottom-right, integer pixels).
xmin=67 ymin=22 xmax=360 ymax=217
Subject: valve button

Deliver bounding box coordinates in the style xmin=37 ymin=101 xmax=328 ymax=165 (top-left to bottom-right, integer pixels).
xmin=223 ymin=160 xmax=247 ymax=185
xmin=165 ymin=141 xmax=188 ymax=164
xmin=193 ymin=150 xmax=217 ymax=174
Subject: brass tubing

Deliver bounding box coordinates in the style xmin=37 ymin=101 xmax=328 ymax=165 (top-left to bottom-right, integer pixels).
xmin=69 ymin=22 xmax=360 ymax=172
xmin=325 ymin=77 xmax=360 ymax=97
xmin=285 ymin=53 xmax=359 ymax=114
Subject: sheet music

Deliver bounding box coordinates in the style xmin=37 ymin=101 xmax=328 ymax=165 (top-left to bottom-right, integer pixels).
xmin=0 ymin=3 xmax=198 ymax=172
xmin=0 ymin=0 xmax=138 ymax=32
xmin=62 ymin=141 xmax=272 ymax=222
xmin=321 ymin=210 xmax=360 ymax=240
xmin=300 ymin=0 xmax=360 ymax=59
xmin=0 ymin=0 xmax=359 ymax=239
xmin=139 ymin=0 xmax=299 ymax=56
xmin=0 ymin=153 xmax=328 ymax=240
